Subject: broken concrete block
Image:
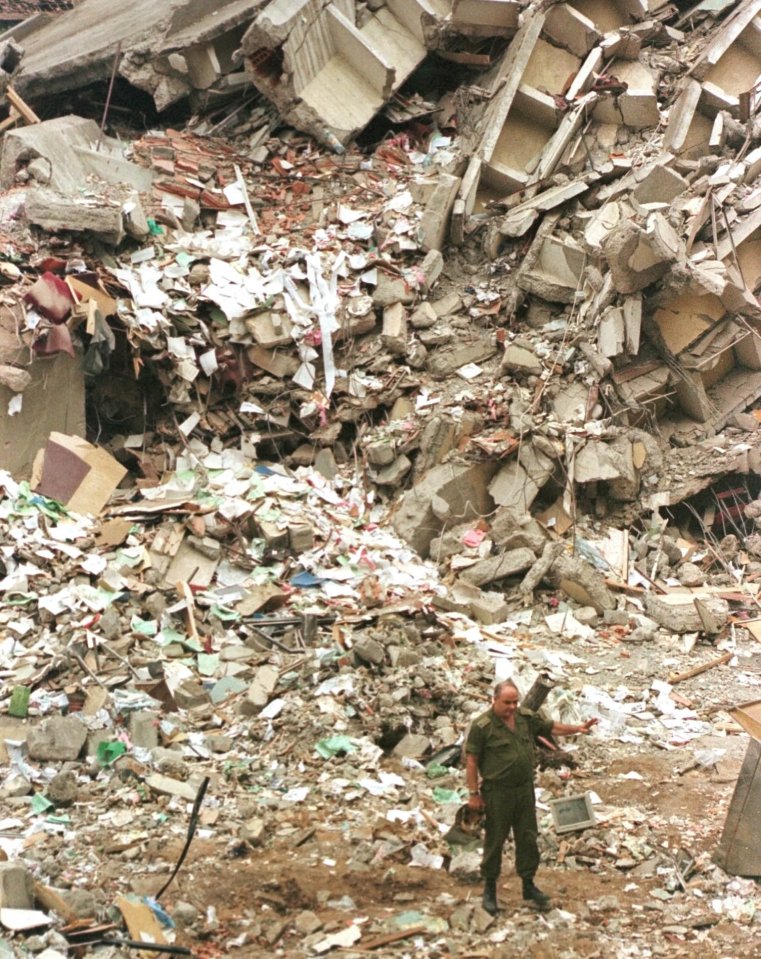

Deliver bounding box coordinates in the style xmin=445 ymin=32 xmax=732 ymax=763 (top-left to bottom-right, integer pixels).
xmin=644 ymin=594 xmax=729 ymax=634
xmin=173 ymin=679 xmax=209 ymax=710
xmin=289 ymin=524 xmax=315 ymax=552
xmin=366 ymin=439 xmax=396 ymax=467
xmin=601 ymin=214 xmax=681 ymax=294
xmin=632 ymin=159 xmax=689 ymax=206
xmin=469 ymin=590 xmax=510 ymax=625
xmin=549 ymin=552 xmax=616 ymax=613
xmin=432 ymin=292 xmax=463 ymax=318
xmin=574 ymin=439 xmax=639 ymax=502
xmin=430 ymin=522 xmax=486 ymax=564
xmin=544 ymin=2 xmax=600 ymax=57
xmin=240 ymin=817 xmax=267 ymax=847
xmin=392 ymin=734 xmax=430 ymax=759
xmin=0 ymin=115 xmax=152 ymax=193
xmin=353 ymin=636 xmax=385 ymax=666
xmin=500 ymin=343 xmax=542 ymax=377
xmin=488 ymin=444 xmax=554 ymax=511
xmin=26 ymin=188 xmax=125 ymax=244
xmin=393 ymin=462 xmax=498 ymax=557
xmin=419 ymin=173 xmax=461 ymax=252
xmin=678 ymin=562 xmax=705 ymax=587
xmin=459 ymin=548 xmax=536 ymax=587
xmin=490 ymin=508 xmax=548 ymax=553
xmin=427 ymin=337 xmax=498 ymax=378
xmin=410 ymin=302 xmax=438 ymax=329
xmin=246 ymin=311 xmax=294 ymax=349
xmin=27 ymin=716 xmax=87 ymax=761
xmin=419 ymin=249 xmax=444 ymax=291
xmin=240 ymin=665 xmax=279 ymax=716
xmin=370 ymin=454 xmax=412 ymax=487
xmin=594 ymin=60 xmax=660 ymax=129
xmin=0 ymin=863 xmax=34 ymax=910
xmin=242 ymin=0 xmax=441 ymax=148
xmin=372 ymin=272 xmax=414 ymax=307
xmin=382 ymin=302 xmax=408 ymax=354
xmin=146 ymin=773 xmax=198 ymax=801
xmin=518 ymin=233 xmax=588 ymax=304
xmin=129 ymin=710 xmax=160 ymax=750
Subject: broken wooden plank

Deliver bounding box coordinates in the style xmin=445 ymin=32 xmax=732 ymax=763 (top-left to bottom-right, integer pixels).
xmin=355 ymin=926 xmax=427 ymax=951
xmin=5 ymin=86 xmax=40 ymax=124
xmin=668 ymin=651 xmax=733 ymax=685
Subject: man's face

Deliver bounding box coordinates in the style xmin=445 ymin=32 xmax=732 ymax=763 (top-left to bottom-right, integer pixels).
xmin=493 ymin=686 xmax=519 ymax=722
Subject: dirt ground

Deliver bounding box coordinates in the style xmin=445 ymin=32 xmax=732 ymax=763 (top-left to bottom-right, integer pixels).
xmin=104 ymin=729 xmax=756 ymax=959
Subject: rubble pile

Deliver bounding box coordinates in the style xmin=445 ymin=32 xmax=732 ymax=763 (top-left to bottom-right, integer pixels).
xmin=1 ymin=0 xmax=761 ymax=956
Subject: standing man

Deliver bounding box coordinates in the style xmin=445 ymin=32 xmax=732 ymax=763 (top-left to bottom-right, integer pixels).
xmin=465 ymin=679 xmax=598 ymax=914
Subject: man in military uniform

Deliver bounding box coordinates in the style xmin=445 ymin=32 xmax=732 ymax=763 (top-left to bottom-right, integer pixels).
xmin=465 ymin=679 xmax=598 ymax=914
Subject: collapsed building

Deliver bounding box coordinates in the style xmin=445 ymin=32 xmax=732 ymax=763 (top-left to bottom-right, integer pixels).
xmin=2 ymin=0 xmax=761 ymax=956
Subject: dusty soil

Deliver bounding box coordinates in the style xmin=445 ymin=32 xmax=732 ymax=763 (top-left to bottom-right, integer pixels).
xmin=101 ymin=732 xmax=755 ymax=959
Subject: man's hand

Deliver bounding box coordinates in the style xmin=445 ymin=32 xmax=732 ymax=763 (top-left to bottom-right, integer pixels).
xmin=578 ymin=718 xmax=599 ymax=734
xmin=468 ymin=793 xmax=485 ymax=812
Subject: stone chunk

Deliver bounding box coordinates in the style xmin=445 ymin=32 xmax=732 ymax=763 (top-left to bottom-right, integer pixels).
xmin=644 ymin=595 xmax=729 ymax=635
xmin=47 ymin=771 xmax=78 ymax=806
xmin=547 ymin=552 xmax=616 ymax=612
xmin=240 ymin=817 xmax=266 ymax=846
xmin=490 ymin=508 xmax=548 ymax=553
xmin=146 ymin=774 xmax=198 ymax=801
xmin=392 ymin=734 xmax=430 ymax=759
xmin=239 ymin=665 xmax=279 ymax=716
xmin=369 ymin=454 xmax=412 ymax=487
xmin=410 ymin=302 xmax=438 ymax=329
xmin=372 ymin=273 xmax=413 ymax=307
xmin=602 ymin=213 xmax=682 ymax=294
xmin=469 ymin=591 xmax=509 ymax=625
xmin=27 ymin=716 xmax=87 ymax=762
xmin=0 ymin=862 xmax=34 ymax=909
xmin=0 ymin=365 xmax=31 ymax=392
xmin=382 ymin=302 xmax=408 ymax=354
xmin=353 ymin=637 xmax=385 ymax=666
xmin=500 ymin=344 xmax=542 ymax=377
xmin=459 ymin=548 xmax=536 ymax=587
xmin=677 ymin=562 xmax=705 ymax=587
xmin=366 ymin=439 xmax=396 ymax=467
xmin=26 ymin=188 xmax=125 ymax=244
xmin=393 ymin=462 xmax=498 ymax=558
xmin=129 ymin=710 xmax=160 ymax=750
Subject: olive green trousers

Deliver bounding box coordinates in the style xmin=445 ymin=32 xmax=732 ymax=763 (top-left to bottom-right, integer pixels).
xmin=481 ymin=780 xmax=539 ymax=881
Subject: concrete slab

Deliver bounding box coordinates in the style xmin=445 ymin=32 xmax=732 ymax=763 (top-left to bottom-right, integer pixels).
xmin=242 ymin=0 xmax=446 ymax=148
xmin=12 ymin=0 xmax=265 ymax=104
xmin=0 ymin=115 xmax=153 ymax=193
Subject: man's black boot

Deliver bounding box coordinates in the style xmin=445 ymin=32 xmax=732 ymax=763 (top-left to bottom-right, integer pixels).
xmin=482 ymin=878 xmax=498 ymax=915
xmin=522 ymin=878 xmax=551 ymax=908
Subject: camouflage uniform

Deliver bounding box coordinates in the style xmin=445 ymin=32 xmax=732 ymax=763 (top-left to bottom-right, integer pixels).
xmin=465 ymin=706 xmax=552 ymax=881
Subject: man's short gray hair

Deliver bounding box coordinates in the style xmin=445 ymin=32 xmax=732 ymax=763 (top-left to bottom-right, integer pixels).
xmin=493 ymin=679 xmax=519 ymax=699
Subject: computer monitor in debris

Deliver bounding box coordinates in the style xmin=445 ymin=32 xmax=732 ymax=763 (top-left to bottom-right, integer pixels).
xmin=549 ymin=793 xmax=596 ymax=834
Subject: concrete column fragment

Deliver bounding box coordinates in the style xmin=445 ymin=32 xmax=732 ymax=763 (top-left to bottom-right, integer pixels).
xmin=392 ymin=462 xmax=499 ymax=557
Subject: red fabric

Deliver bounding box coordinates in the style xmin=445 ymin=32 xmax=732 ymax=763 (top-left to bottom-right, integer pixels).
xmin=33 ymin=323 xmax=75 ymax=358
xmin=24 ymin=271 xmax=75 ymax=323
